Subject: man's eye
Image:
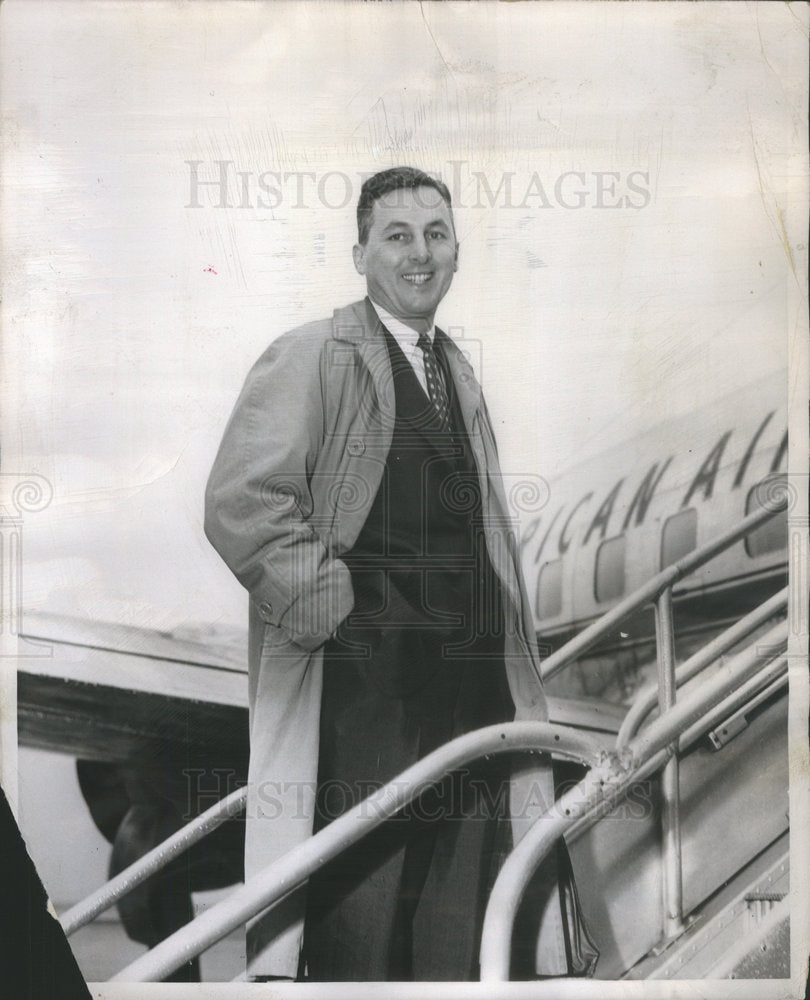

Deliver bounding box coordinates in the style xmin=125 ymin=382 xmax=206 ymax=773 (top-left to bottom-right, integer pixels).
xmin=429 ymin=231 xmax=446 ymax=240
xmin=388 ymin=233 xmax=406 ymax=241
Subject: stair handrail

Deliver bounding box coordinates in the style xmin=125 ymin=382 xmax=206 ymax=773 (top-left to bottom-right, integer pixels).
xmin=109 ymin=722 xmax=604 ymax=982
xmin=68 ymin=496 xmax=785 ymax=978
xmin=539 ymin=493 xmax=786 ymax=941
xmin=564 ymin=656 xmax=788 ymax=848
xmin=109 ymin=622 xmax=787 ymax=983
xmin=538 ymin=494 xmax=787 ymax=683
xmin=479 ymin=619 xmax=788 ymax=981
xmin=61 ymin=785 xmax=248 ymax=937
xmin=616 ymin=585 xmax=788 ymax=746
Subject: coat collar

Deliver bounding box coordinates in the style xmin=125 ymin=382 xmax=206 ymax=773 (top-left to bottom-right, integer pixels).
xmin=331 ymin=298 xmax=482 ymax=434
xmin=331 ymin=297 xmax=385 ymax=344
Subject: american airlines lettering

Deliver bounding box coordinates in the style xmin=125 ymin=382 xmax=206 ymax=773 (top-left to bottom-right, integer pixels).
xmin=523 ymin=410 xmax=787 ymax=568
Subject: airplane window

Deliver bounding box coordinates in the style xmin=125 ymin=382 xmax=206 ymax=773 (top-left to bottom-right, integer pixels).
xmin=594 ymin=536 xmax=626 ymax=602
xmin=661 ymin=508 xmax=698 ymax=568
xmin=745 ymin=479 xmax=787 ymax=557
xmin=536 ymin=560 xmax=563 ymax=619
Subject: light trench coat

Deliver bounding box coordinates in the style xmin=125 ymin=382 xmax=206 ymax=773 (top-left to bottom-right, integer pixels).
xmin=205 ymin=298 xmax=567 ymax=978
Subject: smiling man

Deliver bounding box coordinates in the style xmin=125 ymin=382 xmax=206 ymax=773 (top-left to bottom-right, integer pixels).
xmin=205 ymin=166 xmax=592 ymax=982
xmin=352 ymin=176 xmax=458 ymax=331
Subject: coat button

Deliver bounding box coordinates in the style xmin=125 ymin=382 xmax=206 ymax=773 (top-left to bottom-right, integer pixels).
xmin=347 ymin=438 xmax=365 ymax=456
xmin=258 ymin=601 xmax=273 ymax=621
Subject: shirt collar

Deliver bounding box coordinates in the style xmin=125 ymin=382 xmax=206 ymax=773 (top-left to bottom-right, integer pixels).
xmin=369 ymin=300 xmax=436 ymax=347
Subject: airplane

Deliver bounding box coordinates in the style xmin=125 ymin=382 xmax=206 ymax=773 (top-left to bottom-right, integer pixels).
xmin=517 ymin=366 xmax=789 ymax=978
xmin=16 ymin=366 xmax=790 ymax=981
xmin=522 ymin=366 xmax=788 ymax=708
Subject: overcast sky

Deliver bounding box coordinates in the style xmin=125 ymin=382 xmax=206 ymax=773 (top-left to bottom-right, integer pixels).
xmin=2 ymin=1 xmax=807 ymax=634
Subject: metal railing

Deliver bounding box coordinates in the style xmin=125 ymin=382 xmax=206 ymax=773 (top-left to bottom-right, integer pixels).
xmin=616 ymin=586 xmax=788 ymax=746
xmin=109 ymin=722 xmax=604 ymax=982
xmin=479 ymin=619 xmax=788 ymax=980
xmin=64 ymin=495 xmax=786 ymax=981
xmin=537 ymin=499 xmax=786 ymax=683
xmin=61 ymin=785 xmax=247 ymax=937
xmin=533 ymin=497 xmax=787 ymax=943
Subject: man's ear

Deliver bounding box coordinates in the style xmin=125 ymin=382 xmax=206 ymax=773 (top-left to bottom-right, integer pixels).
xmin=352 ymin=243 xmax=366 ymax=275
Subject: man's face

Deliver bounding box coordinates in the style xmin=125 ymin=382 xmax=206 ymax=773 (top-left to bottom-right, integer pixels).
xmin=353 ymin=185 xmax=458 ymax=331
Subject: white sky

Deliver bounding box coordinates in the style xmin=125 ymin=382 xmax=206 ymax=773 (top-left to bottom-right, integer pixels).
xmin=2 ymin=0 xmax=807 ymax=633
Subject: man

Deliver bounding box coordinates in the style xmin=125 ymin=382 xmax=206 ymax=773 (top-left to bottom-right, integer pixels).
xmin=205 ymin=167 xmax=592 ymax=981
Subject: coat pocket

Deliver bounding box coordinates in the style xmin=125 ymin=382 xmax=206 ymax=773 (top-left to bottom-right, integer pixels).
xmin=260 ymin=622 xmax=291 ymax=651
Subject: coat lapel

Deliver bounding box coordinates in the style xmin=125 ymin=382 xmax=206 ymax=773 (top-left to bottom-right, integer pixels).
xmin=332 ymin=298 xmax=397 ymax=428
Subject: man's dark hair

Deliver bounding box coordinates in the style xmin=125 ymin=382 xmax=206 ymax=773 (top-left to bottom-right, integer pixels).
xmin=356 ymin=167 xmax=454 ymax=245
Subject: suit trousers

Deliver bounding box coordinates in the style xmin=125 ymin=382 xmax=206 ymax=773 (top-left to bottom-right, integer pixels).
xmin=304 ymin=618 xmax=513 ymax=981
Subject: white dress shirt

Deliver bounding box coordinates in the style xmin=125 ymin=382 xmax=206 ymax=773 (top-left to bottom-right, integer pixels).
xmin=369 ymin=300 xmax=438 ymax=397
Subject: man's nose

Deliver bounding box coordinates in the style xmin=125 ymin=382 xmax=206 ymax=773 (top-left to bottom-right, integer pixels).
xmin=409 ymin=236 xmax=431 ymax=262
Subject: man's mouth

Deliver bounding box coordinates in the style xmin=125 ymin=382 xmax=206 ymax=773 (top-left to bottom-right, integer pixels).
xmin=402 ymin=272 xmax=433 ymax=286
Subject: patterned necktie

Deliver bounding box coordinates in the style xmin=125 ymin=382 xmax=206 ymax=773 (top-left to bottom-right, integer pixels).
xmin=417 ymin=332 xmax=451 ymax=431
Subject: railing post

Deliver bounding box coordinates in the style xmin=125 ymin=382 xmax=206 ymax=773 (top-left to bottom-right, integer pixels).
xmin=655 ymin=586 xmax=685 ymax=940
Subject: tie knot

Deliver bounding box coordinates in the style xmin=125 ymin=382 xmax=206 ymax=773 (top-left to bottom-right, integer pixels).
xmin=417 ymin=331 xmax=432 ymax=351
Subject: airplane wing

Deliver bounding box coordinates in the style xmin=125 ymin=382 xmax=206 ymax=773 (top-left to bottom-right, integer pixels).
xmin=17 ymin=613 xmax=249 ymax=764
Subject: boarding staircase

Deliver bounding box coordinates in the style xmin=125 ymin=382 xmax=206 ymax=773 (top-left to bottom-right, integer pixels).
xmin=59 ymin=490 xmax=800 ymax=987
